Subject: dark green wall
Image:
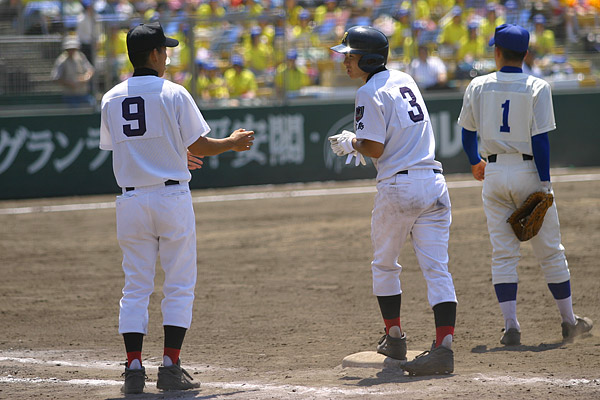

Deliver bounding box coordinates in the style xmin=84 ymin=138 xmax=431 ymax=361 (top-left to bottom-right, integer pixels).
xmin=0 ymin=91 xmax=598 ymax=199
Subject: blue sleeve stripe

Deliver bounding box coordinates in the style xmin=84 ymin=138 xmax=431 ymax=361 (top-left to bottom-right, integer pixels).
xmin=532 ymin=133 xmax=551 ymax=182
xmin=461 ymin=128 xmax=481 ymax=165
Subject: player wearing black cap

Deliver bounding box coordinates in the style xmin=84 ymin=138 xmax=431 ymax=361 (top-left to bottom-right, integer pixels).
xmin=100 ymin=22 xmax=254 ymax=394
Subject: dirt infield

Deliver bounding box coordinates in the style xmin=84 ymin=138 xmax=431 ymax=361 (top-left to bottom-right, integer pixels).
xmin=1 ymin=168 xmax=599 ymax=399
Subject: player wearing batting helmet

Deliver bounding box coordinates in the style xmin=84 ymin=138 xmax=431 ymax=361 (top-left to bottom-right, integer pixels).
xmin=100 ymin=21 xmax=254 ymax=394
xmin=329 ymin=26 xmax=458 ymax=376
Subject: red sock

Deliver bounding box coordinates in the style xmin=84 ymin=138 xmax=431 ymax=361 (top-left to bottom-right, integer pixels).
xmin=384 ymin=317 xmax=401 ymax=335
xmin=435 ymin=326 xmax=454 ymax=347
xmin=127 ymin=351 xmax=142 ymax=367
xmin=164 ymin=347 xmax=181 ymax=364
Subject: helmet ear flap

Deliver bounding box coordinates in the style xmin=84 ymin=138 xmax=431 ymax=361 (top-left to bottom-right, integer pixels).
xmin=358 ymin=53 xmax=385 ymax=73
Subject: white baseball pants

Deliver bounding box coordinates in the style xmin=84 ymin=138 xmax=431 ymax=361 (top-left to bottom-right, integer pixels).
xmin=116 ymin=182 xmax=197 ymax=334
xmin=371 ymin=169 xmax=457 ymax=307
xmin=482 ymin=153 xmax=570 ymax=285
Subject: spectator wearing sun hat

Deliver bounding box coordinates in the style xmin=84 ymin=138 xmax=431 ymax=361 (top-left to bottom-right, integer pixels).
xmin=51 ymin=35 xmax=95 ymax=106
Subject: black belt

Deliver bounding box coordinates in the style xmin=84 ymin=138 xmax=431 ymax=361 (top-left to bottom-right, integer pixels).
xmin=487 ymin=154 xmax=533 ymax=163
xmin=125 ymin=179 xmax=180 ymax=192
xmin=397 ymin=169 xmax=442 ymax=175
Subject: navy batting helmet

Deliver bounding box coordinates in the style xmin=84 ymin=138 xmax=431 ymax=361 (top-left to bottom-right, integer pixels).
xmin=330 ymin=26 xmax=389 ymax=73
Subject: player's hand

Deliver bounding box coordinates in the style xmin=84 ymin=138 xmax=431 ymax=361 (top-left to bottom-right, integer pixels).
xmin=541 ymin=181 xmax=553 ymax=194
xmin=229 ymin=129 xmax=255 ymax=152
xmin=328 ymin=130 xmax=355 ymax=156
xmin=187 ymin=152 xmax=204 ymax=170
xmin=471 ymin=160 xmax=486 ymax=181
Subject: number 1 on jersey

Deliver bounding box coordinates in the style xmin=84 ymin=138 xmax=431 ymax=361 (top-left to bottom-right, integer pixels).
xmin=500 ymin=100 xmax=510 ymax=133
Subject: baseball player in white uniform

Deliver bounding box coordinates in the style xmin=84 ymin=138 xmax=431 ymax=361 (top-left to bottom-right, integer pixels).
xmin=330 ymin=26 xmax=457 ymax=376
xmin=100 ymin=22 xmax=254 ymax=394
xmin=458 ymin=24 xmax=592 ymax=346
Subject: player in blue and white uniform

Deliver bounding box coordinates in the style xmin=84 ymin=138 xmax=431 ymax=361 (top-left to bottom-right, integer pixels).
xmin=458 ymin=24 xmax=592 ymax=346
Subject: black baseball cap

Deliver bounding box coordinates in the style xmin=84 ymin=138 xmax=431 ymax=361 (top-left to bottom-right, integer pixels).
xmin=127 ymin=22 xmax=179 ymax=54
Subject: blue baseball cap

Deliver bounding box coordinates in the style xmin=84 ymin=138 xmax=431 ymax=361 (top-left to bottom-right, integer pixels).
xmin=286 ymin=48 xmax=298 ymax=60
xmin=533 ymin=14 xmax=546 ymax=24
xmin=232 ymin=54 xmax=244 ymax=66
xmin=489 ymin=24 xmax=529 ymax=52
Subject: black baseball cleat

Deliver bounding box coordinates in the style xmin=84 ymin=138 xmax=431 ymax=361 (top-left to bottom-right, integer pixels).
xmin=500 ymin=328 xmax=521 ymax=346
xmin=562 ymin=315 xmax=593 ymax=341
xmin=400 ymin=342 xmax=454 ymax=376
xmin=157 ymin=359 xmax=200 ymax=391
xmin=377 ymin=332 xmax=407 ymax=361
xmin=121 ymin=364 xmax=147 ymax=394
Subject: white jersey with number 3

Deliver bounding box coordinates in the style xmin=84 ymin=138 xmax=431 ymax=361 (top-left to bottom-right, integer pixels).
xmin=457 ymin=71 xmax=555 ymax=158
xmin=354 ymin=69 xmax=442 ymax=182
xmin=100 ymin=75 xmax=210 ymax=188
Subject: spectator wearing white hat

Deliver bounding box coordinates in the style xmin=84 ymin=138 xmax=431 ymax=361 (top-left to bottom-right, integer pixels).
xmin=51 ymin=35 xmax=95 ymax=106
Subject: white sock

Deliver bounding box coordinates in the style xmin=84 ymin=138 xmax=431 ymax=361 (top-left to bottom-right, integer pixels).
xmin=388 ymin=325 xmax=402 ymax=338
xmin=499 ymin=300 xmax=521 ymax=331
xmin=129 ymin=358 xmax=142 ymax=369
xmin=163 ymin=355 xmax=173 ymax=367
xmin=555 ymin=296 xmax=577 ymax=325
xmin=441 ymin=334 xmax=452 ymax=349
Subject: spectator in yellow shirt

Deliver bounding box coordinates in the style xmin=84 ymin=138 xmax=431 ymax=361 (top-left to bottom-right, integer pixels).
xmin=224 ymin=55 xmax=258 ymax=98
xmin=314 ymin=0 xmax=342 ymax=25
xmin=243 ymin=26 xmax=275 ymax=75
xmin=479 ymin=3 xmax=505 ymax=42
xmin=389 ymin=8 xmax=411 ymax=56
xmin=275 ymin=49 xmax=310 ymax=94
xmin=196 ymin=0 xmax=226 ymax=28
xmin=200 ymin=61 xmax=230 ymax=100
xmin=530 ymin=14 xmax=555 ymax=56
xmin=438 ymin=6 xmax=467 ymax=53
xmin=403 ymin=20 xmax=427 ymax=65
xmin=457 ymin=21 xmax=485 ymax=61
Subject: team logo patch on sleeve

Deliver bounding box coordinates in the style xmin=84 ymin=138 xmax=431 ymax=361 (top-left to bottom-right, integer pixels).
xmin=355 ymin=106 xmax=364 ymax=122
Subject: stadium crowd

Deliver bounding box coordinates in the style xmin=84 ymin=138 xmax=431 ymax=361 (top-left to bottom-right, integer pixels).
xmin=1 ymin=0 xmax=599 ymax=104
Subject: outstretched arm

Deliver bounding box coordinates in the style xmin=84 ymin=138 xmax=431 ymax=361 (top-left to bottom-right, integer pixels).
xmin=188 ymin=129 xmax=255 ymax=156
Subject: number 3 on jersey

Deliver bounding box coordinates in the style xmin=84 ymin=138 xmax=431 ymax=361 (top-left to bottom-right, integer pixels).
xmin=122 ymin=97 xmax=147 ymax=137
xmin=399 ymin=87 xmax=424 ymax=123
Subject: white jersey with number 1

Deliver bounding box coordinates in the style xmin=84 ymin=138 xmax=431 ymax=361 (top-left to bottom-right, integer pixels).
xmin=100 ymin=75 xmax=211 ymax=189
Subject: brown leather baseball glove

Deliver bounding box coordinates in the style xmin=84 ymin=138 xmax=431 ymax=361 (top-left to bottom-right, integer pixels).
xmin=507 ymin=191 xmax=554 ymax=241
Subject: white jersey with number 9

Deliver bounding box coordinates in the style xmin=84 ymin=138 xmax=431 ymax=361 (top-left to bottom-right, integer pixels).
xmin=100 ymin=75 xmax=211 ymax=189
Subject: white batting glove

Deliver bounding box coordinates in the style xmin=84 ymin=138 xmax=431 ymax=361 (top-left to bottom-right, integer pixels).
xmin=346 ymin=151 xmax=366 ymax=166
xmin=328 ymin=130 xmax=356 ymax=156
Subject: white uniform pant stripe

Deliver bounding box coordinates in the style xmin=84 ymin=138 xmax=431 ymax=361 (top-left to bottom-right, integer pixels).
xmin=116 ymin=185 xmax=197 ymax=334
xmin=371 ymin=172 xmax=457 ymax=306
xmin=482 ymin=156 xmax=570 ymax=285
